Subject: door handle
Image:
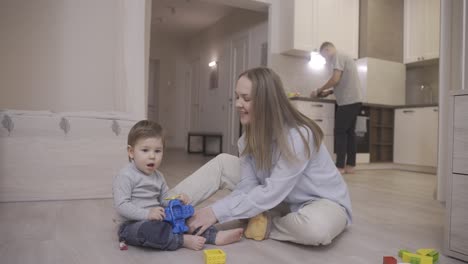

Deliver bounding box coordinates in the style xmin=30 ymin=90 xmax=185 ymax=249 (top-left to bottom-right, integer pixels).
xmin=403 ymin=110 xmax=414 ymax=113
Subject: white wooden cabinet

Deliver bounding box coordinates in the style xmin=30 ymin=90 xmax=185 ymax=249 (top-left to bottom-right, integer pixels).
xmin=279 ymin=0 xmax=359 ymax=59
xmin=291 ymin=100 xmax=335 ymax=157
xmin=446 ymin=95 xmax=468 ymax=261
xmin=393 ymin=106 xmax=438 ymax=166
xmin=356 ymin=58 xmax=406 ymax=105
xmin=449 ymin=173 xmax=468 ymax=256
xmin=403 ymin=0 xmax=440 ymax=63
xmin=452 ymin=96 xmax=468 ymax=174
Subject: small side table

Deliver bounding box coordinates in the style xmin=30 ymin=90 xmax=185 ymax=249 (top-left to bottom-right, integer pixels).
xmin=187 ymin=132 xmax=223 ymax=156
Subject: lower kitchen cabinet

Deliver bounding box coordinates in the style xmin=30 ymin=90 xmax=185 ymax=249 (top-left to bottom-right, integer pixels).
xmin=393 ymin=106 xmax=438 ymax=166
xmin=291 ymin=100 xmax=335 ymax=157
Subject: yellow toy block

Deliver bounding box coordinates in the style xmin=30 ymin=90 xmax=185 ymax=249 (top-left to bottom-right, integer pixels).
xmin=164 ymin=195 xmax=181 ymax=200
xmin=401 ymin=251 xmax=432 ymax=264
xmin=287 ymin=92 xmax=301 ymax=98
xmin=204 ymin=249 xmax=226 ymax=264
xmin=416 ymin=248 xmax=439 ymax=263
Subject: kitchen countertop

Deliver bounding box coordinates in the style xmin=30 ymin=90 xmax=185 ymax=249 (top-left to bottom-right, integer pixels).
xmin=289 ymin=97 xmax=438 ymax=109
xmin=393 ymin=103 xmax=438 ymax=109
xmin=289 ymin=97 xmax=336 ymax=104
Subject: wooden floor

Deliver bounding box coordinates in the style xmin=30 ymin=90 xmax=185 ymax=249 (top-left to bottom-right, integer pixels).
xmin=0 ymin=149 xmax=465 ymax=264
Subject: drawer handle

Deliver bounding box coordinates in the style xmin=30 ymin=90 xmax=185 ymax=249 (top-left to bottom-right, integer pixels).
xmin=433 ymin=109 xmax=438 ymax=112
xmin=403 ymin=110 xmax=415 ymax=113
xmin=311 ymin=104 xmax=324 ymax=108
xmin=313 ymin=119 xmax=323 ymax=122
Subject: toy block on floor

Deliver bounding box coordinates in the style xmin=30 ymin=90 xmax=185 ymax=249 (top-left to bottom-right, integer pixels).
xmin=399 ymin=249 xmax=411 ymax=258
xmin=401 ymin=251 xmax=433 ymax=264
xmin=204 ymin=249 xmax=226 ymax=264
xmin=383 ymin=256 xmax=397 ymax=264
xmin=416 ymin=248 xmax=439 ymax=263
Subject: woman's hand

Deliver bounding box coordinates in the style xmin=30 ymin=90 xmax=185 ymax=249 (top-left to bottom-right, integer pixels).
xmin=148 ymin=206 xmax=166 ymax=221
xmin=187 ymin=207 xmax=218 ymax=235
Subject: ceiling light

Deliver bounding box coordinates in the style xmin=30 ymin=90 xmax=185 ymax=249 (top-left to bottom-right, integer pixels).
xmin=308 ymin=52 xmax=326 ymax=70
xmin=208 ymin=61 xmax=217 ymax=67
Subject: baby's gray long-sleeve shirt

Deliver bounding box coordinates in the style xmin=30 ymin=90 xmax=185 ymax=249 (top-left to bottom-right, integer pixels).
xmin=113 ymin=162 xmax=170 ymax=222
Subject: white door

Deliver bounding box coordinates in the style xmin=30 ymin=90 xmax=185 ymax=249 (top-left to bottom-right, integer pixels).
xmin=189 ymin=58 xmax=201 ymax=131
xmin=184 ymin=69 xmax=191 ymax=139
xmin=227 ymin=35 xmax=249 ymax=155
xmin=147 ymin=59 xmax=160 ymax=121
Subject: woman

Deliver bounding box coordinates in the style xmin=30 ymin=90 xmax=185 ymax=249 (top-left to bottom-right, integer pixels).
xmin=168 ymin=67 xmax=351 ymax=246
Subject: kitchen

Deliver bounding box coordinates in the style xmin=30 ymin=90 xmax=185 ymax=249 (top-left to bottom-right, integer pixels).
xmin=275 ymin=0 xmax=439 ymax=171
xmin=151 ymin=0 xmax=440 ymax=172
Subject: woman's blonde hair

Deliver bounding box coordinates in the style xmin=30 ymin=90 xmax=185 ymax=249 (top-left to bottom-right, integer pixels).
xmin=239 ymin=67 xmax=323 ymax=171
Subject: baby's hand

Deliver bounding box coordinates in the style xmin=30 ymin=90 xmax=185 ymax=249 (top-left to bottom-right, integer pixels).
xmin=179 ymin=193 xmax=191 ymax=205
xmin=148 ymin=207 xmax=165 ymax=221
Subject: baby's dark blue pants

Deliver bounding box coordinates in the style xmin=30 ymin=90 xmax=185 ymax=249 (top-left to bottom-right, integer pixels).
xmin=118 ymin=220 xmax=218 ymax=250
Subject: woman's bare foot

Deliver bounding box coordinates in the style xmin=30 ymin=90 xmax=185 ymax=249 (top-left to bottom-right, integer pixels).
xmin=215 ymin=228 xmax=244 ymax=246
xmin=337 ymin=167 xmax=346 ymax=174
xmin=183 ymin=235 xmax=206 ymax=250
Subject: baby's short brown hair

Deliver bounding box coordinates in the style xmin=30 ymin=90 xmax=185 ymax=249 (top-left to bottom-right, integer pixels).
xmin=127 ymin=120 xmax=165 ymax=148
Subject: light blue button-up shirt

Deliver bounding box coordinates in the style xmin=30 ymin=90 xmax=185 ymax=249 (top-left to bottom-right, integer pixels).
xmin=211 ymin=126 xmax=352 ymax=225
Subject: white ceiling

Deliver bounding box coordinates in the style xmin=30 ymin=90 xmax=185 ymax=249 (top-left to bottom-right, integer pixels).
xmin=151 ymin=0 xmax=268 ymax=39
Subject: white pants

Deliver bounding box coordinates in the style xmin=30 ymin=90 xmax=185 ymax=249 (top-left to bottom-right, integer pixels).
xmin=168 ymin=154 xmax=348 ymax=246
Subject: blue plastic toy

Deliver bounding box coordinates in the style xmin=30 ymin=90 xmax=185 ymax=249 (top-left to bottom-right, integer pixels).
xmin=164 ymin=199 xmax=194 ymax=234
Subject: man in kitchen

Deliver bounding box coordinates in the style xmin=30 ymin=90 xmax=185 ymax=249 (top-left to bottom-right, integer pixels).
xmin=310 ymin=42 xmax=362 ymax=174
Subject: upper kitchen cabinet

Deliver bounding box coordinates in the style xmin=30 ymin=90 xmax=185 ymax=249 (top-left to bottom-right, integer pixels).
xmin=404 ymin=0 xmax=440 ymax=64
xmin=356 ymin=57 xmax=406 ymax=105
xmin=278 ymin=0 xmax=359 ymax=59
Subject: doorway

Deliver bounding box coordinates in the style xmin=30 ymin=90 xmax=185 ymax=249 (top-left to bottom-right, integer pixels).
xmin=147 ymin=59 xmax=160 ymax=122
xmin=227 ymin=34 xmax=249 ymax=155
xmin=189 ymin=58 xmax=201 ymax=132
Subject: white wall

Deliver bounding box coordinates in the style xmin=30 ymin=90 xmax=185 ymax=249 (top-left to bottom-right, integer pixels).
xmin=269 ymin=54 xmax=331 ymax=95
xmin=406 ymin=64 xmax=439 ymax=105
xmin=0 ymin=0 xmax=150 ymax=119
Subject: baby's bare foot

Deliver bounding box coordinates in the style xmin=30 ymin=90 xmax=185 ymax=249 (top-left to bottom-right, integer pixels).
xmin=183 ymin=235 xmax=206 ymax=250
xmin=215 ymin=228 xmax=244 ymax=246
